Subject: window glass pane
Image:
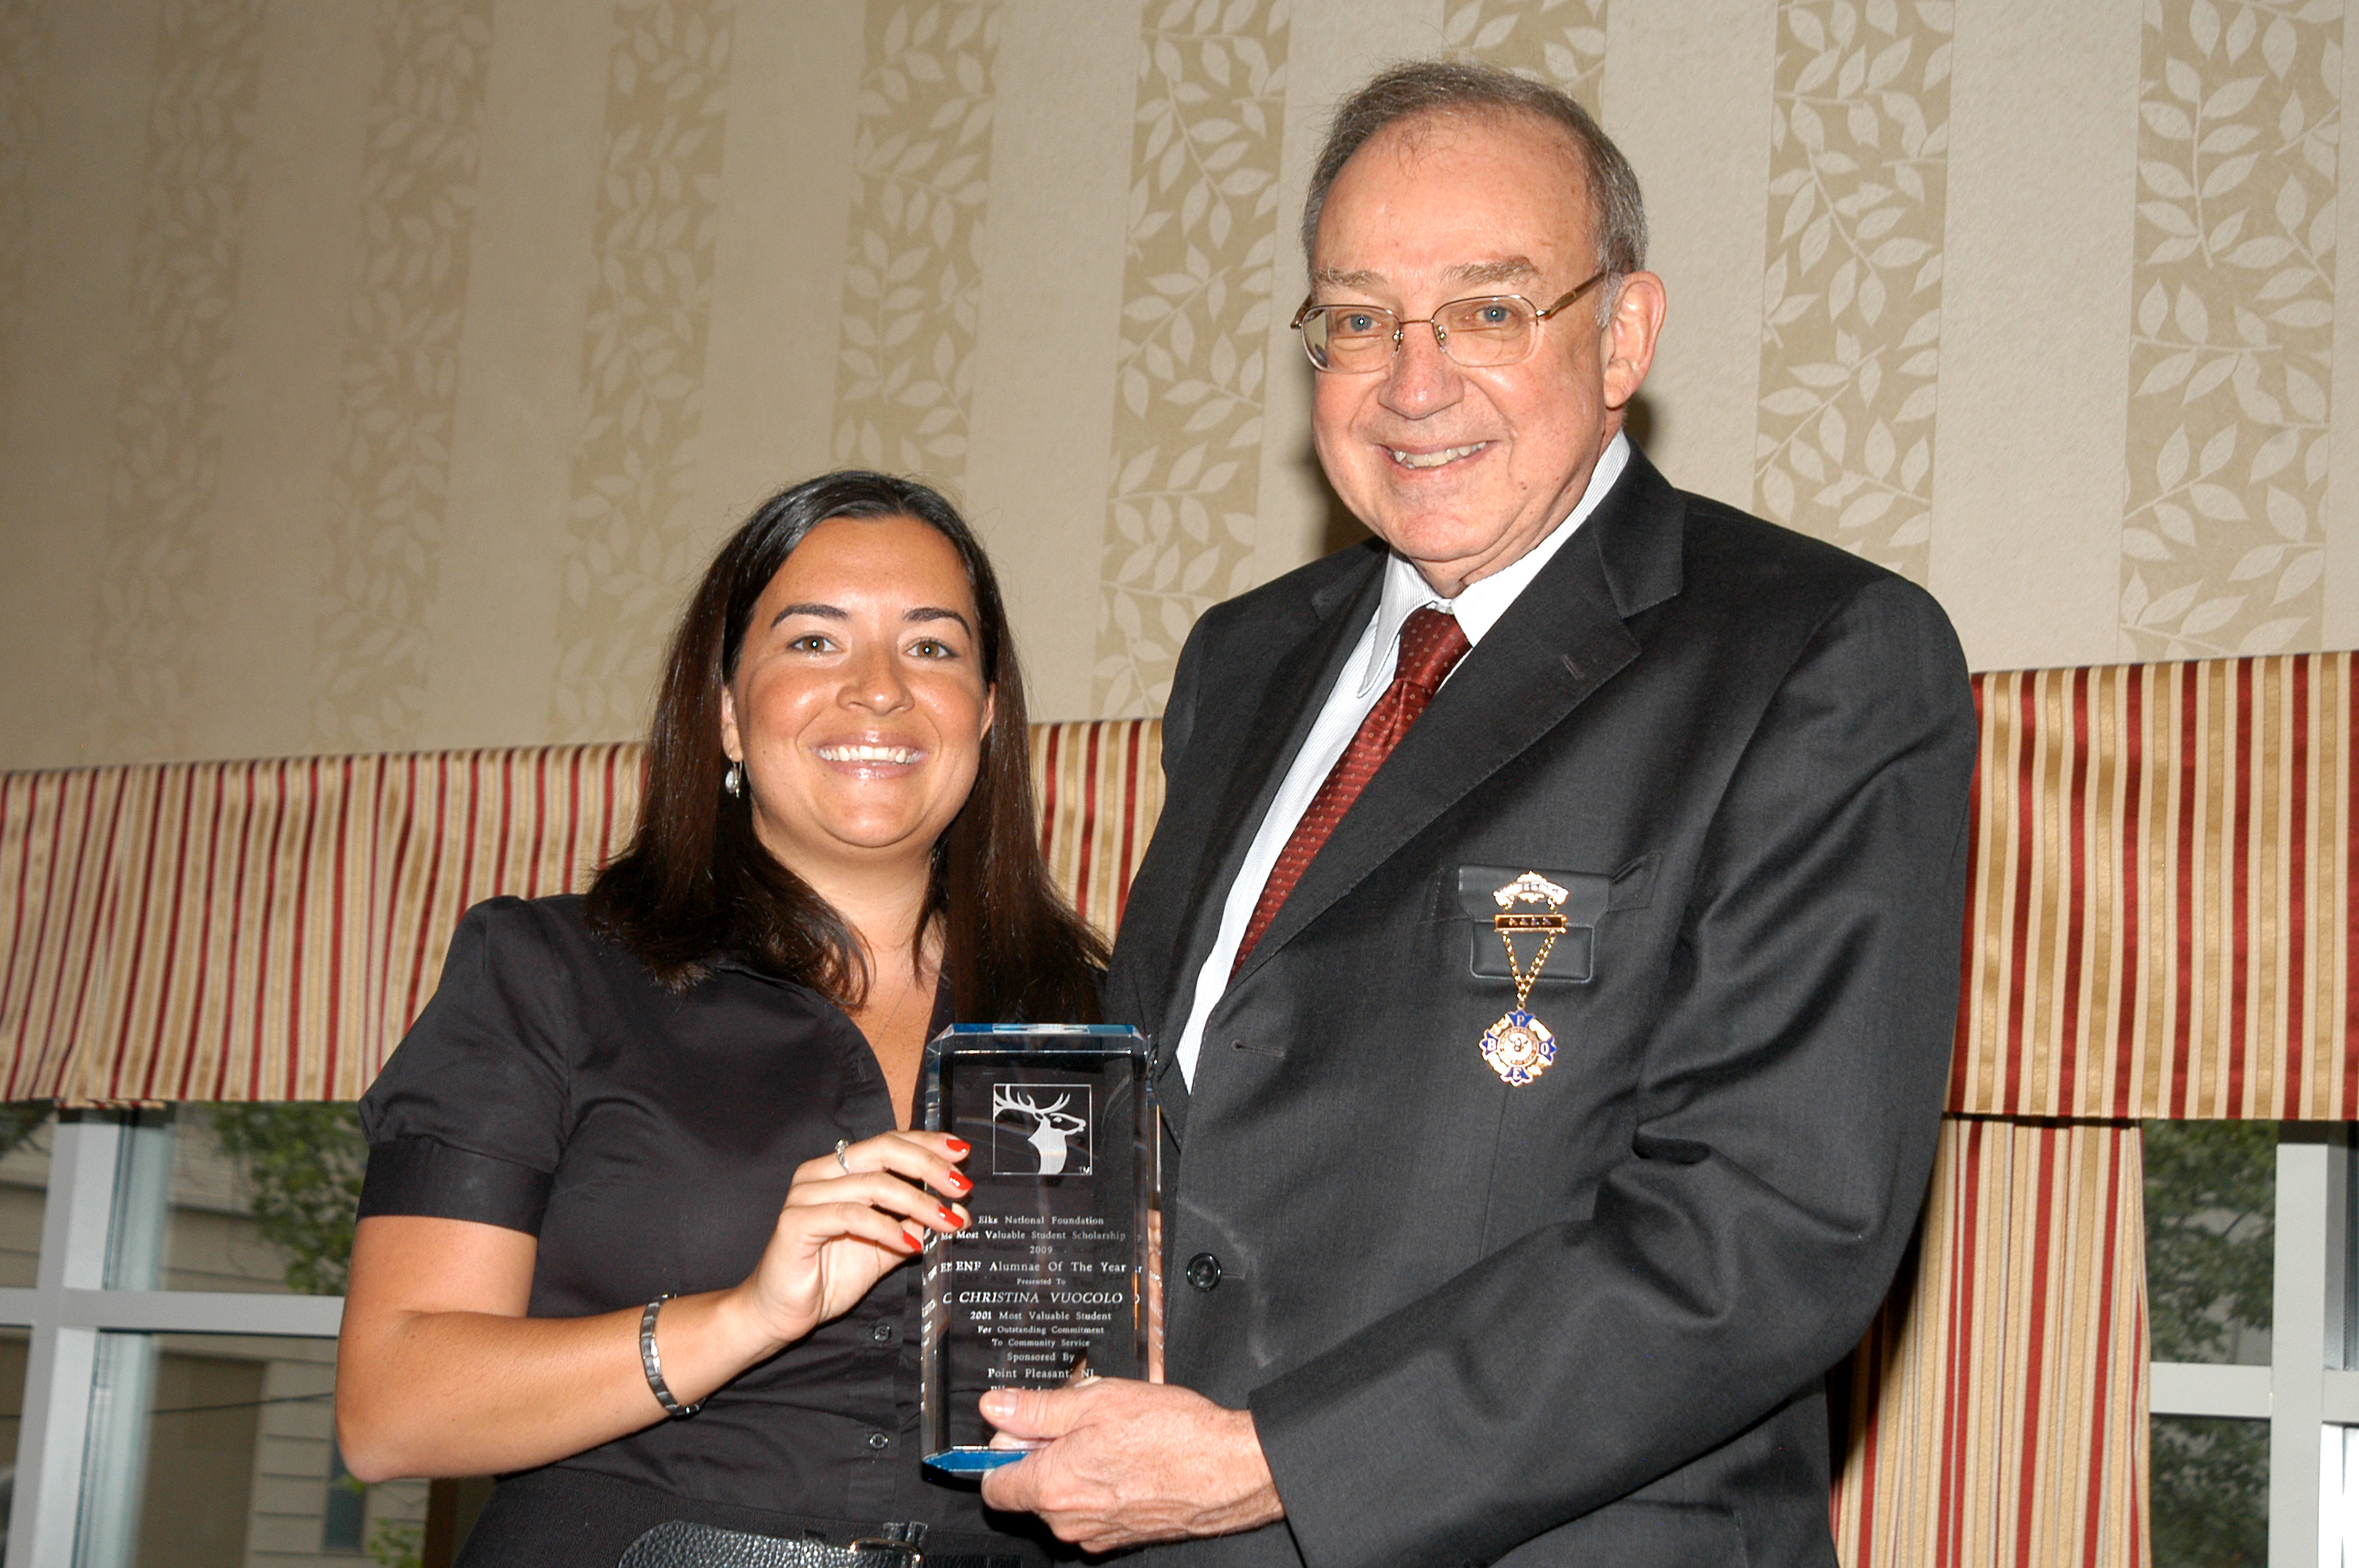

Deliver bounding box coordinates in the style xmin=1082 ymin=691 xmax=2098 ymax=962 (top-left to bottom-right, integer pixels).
xmin=0 ymin=1325 xmax=24 ymax=1547
xmin=2150 ymin=1414 xmax=2267 ymax=1566
xmin=322 ymin=1443 xmax=365 ymax=1552
xmin=77 ymin=1331 xmax=424 ymax=1568
xmin=0 ymin=1104 xmax=56 ymax=1288
xmin=2346 ymin=1136 xmax=2358 ymax=1370
xmin=2144 ymin=1120 xmax=2275 ymax=1365
xmin=155 ymin=1105 xmax=364 ymax=1295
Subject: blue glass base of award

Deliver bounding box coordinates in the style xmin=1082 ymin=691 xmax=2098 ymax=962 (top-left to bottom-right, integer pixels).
xmin=920 ymin=1025 xmax=1157 ymax=1475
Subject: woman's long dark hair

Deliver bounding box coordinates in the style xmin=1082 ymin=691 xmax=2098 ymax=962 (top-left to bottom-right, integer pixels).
xmin=587 ymin=471 xmax=1104 ymax=1022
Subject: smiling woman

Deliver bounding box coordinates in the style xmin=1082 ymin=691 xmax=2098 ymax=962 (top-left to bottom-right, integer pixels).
xmin=333 ymin=472 xmax=1103 ymax=1566
xmin=720 ymin=514 xmax=997 ymax=940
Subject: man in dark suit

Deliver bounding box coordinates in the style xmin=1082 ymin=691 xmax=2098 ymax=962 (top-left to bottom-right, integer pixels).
xmin=982 ymin=60 xmax=1976 ymax=1566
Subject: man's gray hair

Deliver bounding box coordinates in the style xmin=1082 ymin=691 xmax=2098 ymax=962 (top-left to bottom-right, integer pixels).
xmin=1301 ymin=60 xmax=1647 ymax=307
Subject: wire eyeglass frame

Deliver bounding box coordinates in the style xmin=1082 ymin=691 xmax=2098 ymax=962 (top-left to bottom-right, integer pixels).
xmin=1289 ymin=268 xmax=1612 ymax=372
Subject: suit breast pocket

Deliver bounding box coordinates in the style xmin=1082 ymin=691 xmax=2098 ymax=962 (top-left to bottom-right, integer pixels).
xmin=1452 ymin=859 xmax=1655 ymax=985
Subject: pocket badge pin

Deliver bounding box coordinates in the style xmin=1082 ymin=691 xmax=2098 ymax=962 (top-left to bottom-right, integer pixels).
xmin=1481 ymin=872 xmax=1572 ymax=1086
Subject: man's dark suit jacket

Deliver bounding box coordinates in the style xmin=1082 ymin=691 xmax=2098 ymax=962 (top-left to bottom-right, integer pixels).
xmin=1103 ymin=449 xmax=1977 ymax=1568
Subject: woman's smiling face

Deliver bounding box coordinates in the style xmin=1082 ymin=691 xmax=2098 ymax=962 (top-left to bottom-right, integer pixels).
xmin=720 ymin=513 xmax=994 ymax=888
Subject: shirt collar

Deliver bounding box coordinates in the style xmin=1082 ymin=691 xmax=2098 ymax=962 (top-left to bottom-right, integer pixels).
xmin=1354 ymin=432 xmax=1630 ymax=698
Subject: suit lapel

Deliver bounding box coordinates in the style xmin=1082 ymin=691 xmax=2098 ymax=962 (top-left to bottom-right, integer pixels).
xmin=1127 ymin=552 xmax=1385 ymax=1133
xmin=1225 ymin=451 xmax=1687 ymax=992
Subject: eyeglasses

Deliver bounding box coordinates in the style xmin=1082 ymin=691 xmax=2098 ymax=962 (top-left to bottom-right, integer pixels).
xmin=1289 ymin=270 xmax=1612 ymax=372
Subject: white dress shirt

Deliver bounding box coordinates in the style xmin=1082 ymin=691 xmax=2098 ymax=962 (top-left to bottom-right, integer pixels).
xmin=1171 ymin=433 xmax=1631 ymax=1083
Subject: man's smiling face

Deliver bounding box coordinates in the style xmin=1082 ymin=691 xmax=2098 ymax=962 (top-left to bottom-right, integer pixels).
xmin=1307 ymin=109 xmax=1659 ymax=596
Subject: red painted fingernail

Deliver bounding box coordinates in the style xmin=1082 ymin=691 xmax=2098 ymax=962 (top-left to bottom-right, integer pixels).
xmin=938 ymin=1208 xmax=961 ymax=1229
xmin=903 ymin=1229 xmax=925 ymax=1250
xmin=946 ymin=1171 xmax=972 ymax=1192
xmin=946 ymin=1138 xmax=971 ymax=1155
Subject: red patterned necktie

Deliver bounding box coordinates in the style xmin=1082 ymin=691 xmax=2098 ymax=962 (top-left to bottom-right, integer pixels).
xmin=1231 ymin=606 xmax=1471 ymax=974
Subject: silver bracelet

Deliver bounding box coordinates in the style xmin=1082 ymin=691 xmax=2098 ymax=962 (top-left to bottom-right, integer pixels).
xmin=639 ymin=1296 xmax=701 ymax=1419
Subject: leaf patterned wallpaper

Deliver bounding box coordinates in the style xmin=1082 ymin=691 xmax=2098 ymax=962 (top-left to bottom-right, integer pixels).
xmin=1095 ymin=0 xmax=1286 ymax=716
xmin=831 ymin=0 xmax=998 ymax=480
xmin=1755 ymin=0 xmax=1950 ymax=583
xmin=86 ymin=0 xmax=269 ymax=764
xmin=0 ymin=5 xmax=42 ymax=417
xmin=550 ymin=0 xmax=735 ymax=737
xmin=1 ymin=0 xmax=2356 ymax=769
xmin=310 ymin=0 xmax=496 ymax=750
xmin=2123 ymin=0 xmax=2337 ymax=659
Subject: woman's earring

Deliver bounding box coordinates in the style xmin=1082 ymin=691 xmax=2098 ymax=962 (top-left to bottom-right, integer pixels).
xmin=723 ymin=760 xmax=743 ymax=800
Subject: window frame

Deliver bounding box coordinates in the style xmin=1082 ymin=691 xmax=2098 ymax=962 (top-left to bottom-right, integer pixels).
xmin=2148 ymin=1123 xmax=2359 ymax=1566
xmin=0 ymin=1113 xmax=343 ymax=1567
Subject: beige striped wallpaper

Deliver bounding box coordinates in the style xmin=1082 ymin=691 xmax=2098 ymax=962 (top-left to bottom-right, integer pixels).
xmin=2 ymin=0 xmax=2357 ymax=771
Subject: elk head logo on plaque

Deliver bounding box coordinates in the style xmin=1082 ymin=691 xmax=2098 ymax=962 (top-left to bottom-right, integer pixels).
xmin=989 ymin=1083 xmax=1092 ymax=1176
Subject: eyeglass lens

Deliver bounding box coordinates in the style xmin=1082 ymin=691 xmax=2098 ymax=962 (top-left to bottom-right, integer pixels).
xmin=1303 ymin=298 xmax=1537 ymax=370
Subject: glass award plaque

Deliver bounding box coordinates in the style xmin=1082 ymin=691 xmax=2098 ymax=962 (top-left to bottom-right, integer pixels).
xmin=920 ymin=1024 xmax=1157 ymax=1475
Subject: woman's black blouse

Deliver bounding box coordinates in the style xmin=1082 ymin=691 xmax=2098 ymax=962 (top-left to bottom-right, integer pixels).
xmin=355 ymin=894 xmax=1006 ymax=1536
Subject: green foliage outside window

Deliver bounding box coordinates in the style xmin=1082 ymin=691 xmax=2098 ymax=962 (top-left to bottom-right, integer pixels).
xmin=2144 ymin=1120 xmax=2274 ymax=1363
xmin=326 ymin=1473 xmax=424 ymax=1566
xmin=2149 ymin=1416 xmax=2267 ymax=1568
xmin=0 ymin=1102 xmax=50 ymax=1160
xmin=2143 ymin=1120 xmax=2274 ymax=1568
xmin=368 ymin=1512 xmax=423 ymax=1568
xmin=208 ymin=1101 xmax=368 ymax=1296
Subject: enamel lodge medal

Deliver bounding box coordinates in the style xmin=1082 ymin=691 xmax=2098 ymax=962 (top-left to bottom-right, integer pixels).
xmin=1482 ymin=872 xmax=1571 ymax=1086
xmin=1480 ymin=1009 xmax=1556 ymax=1085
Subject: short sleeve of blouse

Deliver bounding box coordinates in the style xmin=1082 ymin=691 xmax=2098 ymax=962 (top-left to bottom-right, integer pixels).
xmin=357 ymin=897 xmax=584 ymax=1234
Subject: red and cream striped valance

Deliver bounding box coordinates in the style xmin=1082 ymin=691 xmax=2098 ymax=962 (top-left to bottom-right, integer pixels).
xmin=0 ymin=749 xmax=642 ymax=1103
xmin=5 ymin=655 xmax=2354 ymax=1112
xmin=0 ymin=721 xmax=1165 ymax=1105
xmin=1952 ymin=654 xmax=2357 ymax=1119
